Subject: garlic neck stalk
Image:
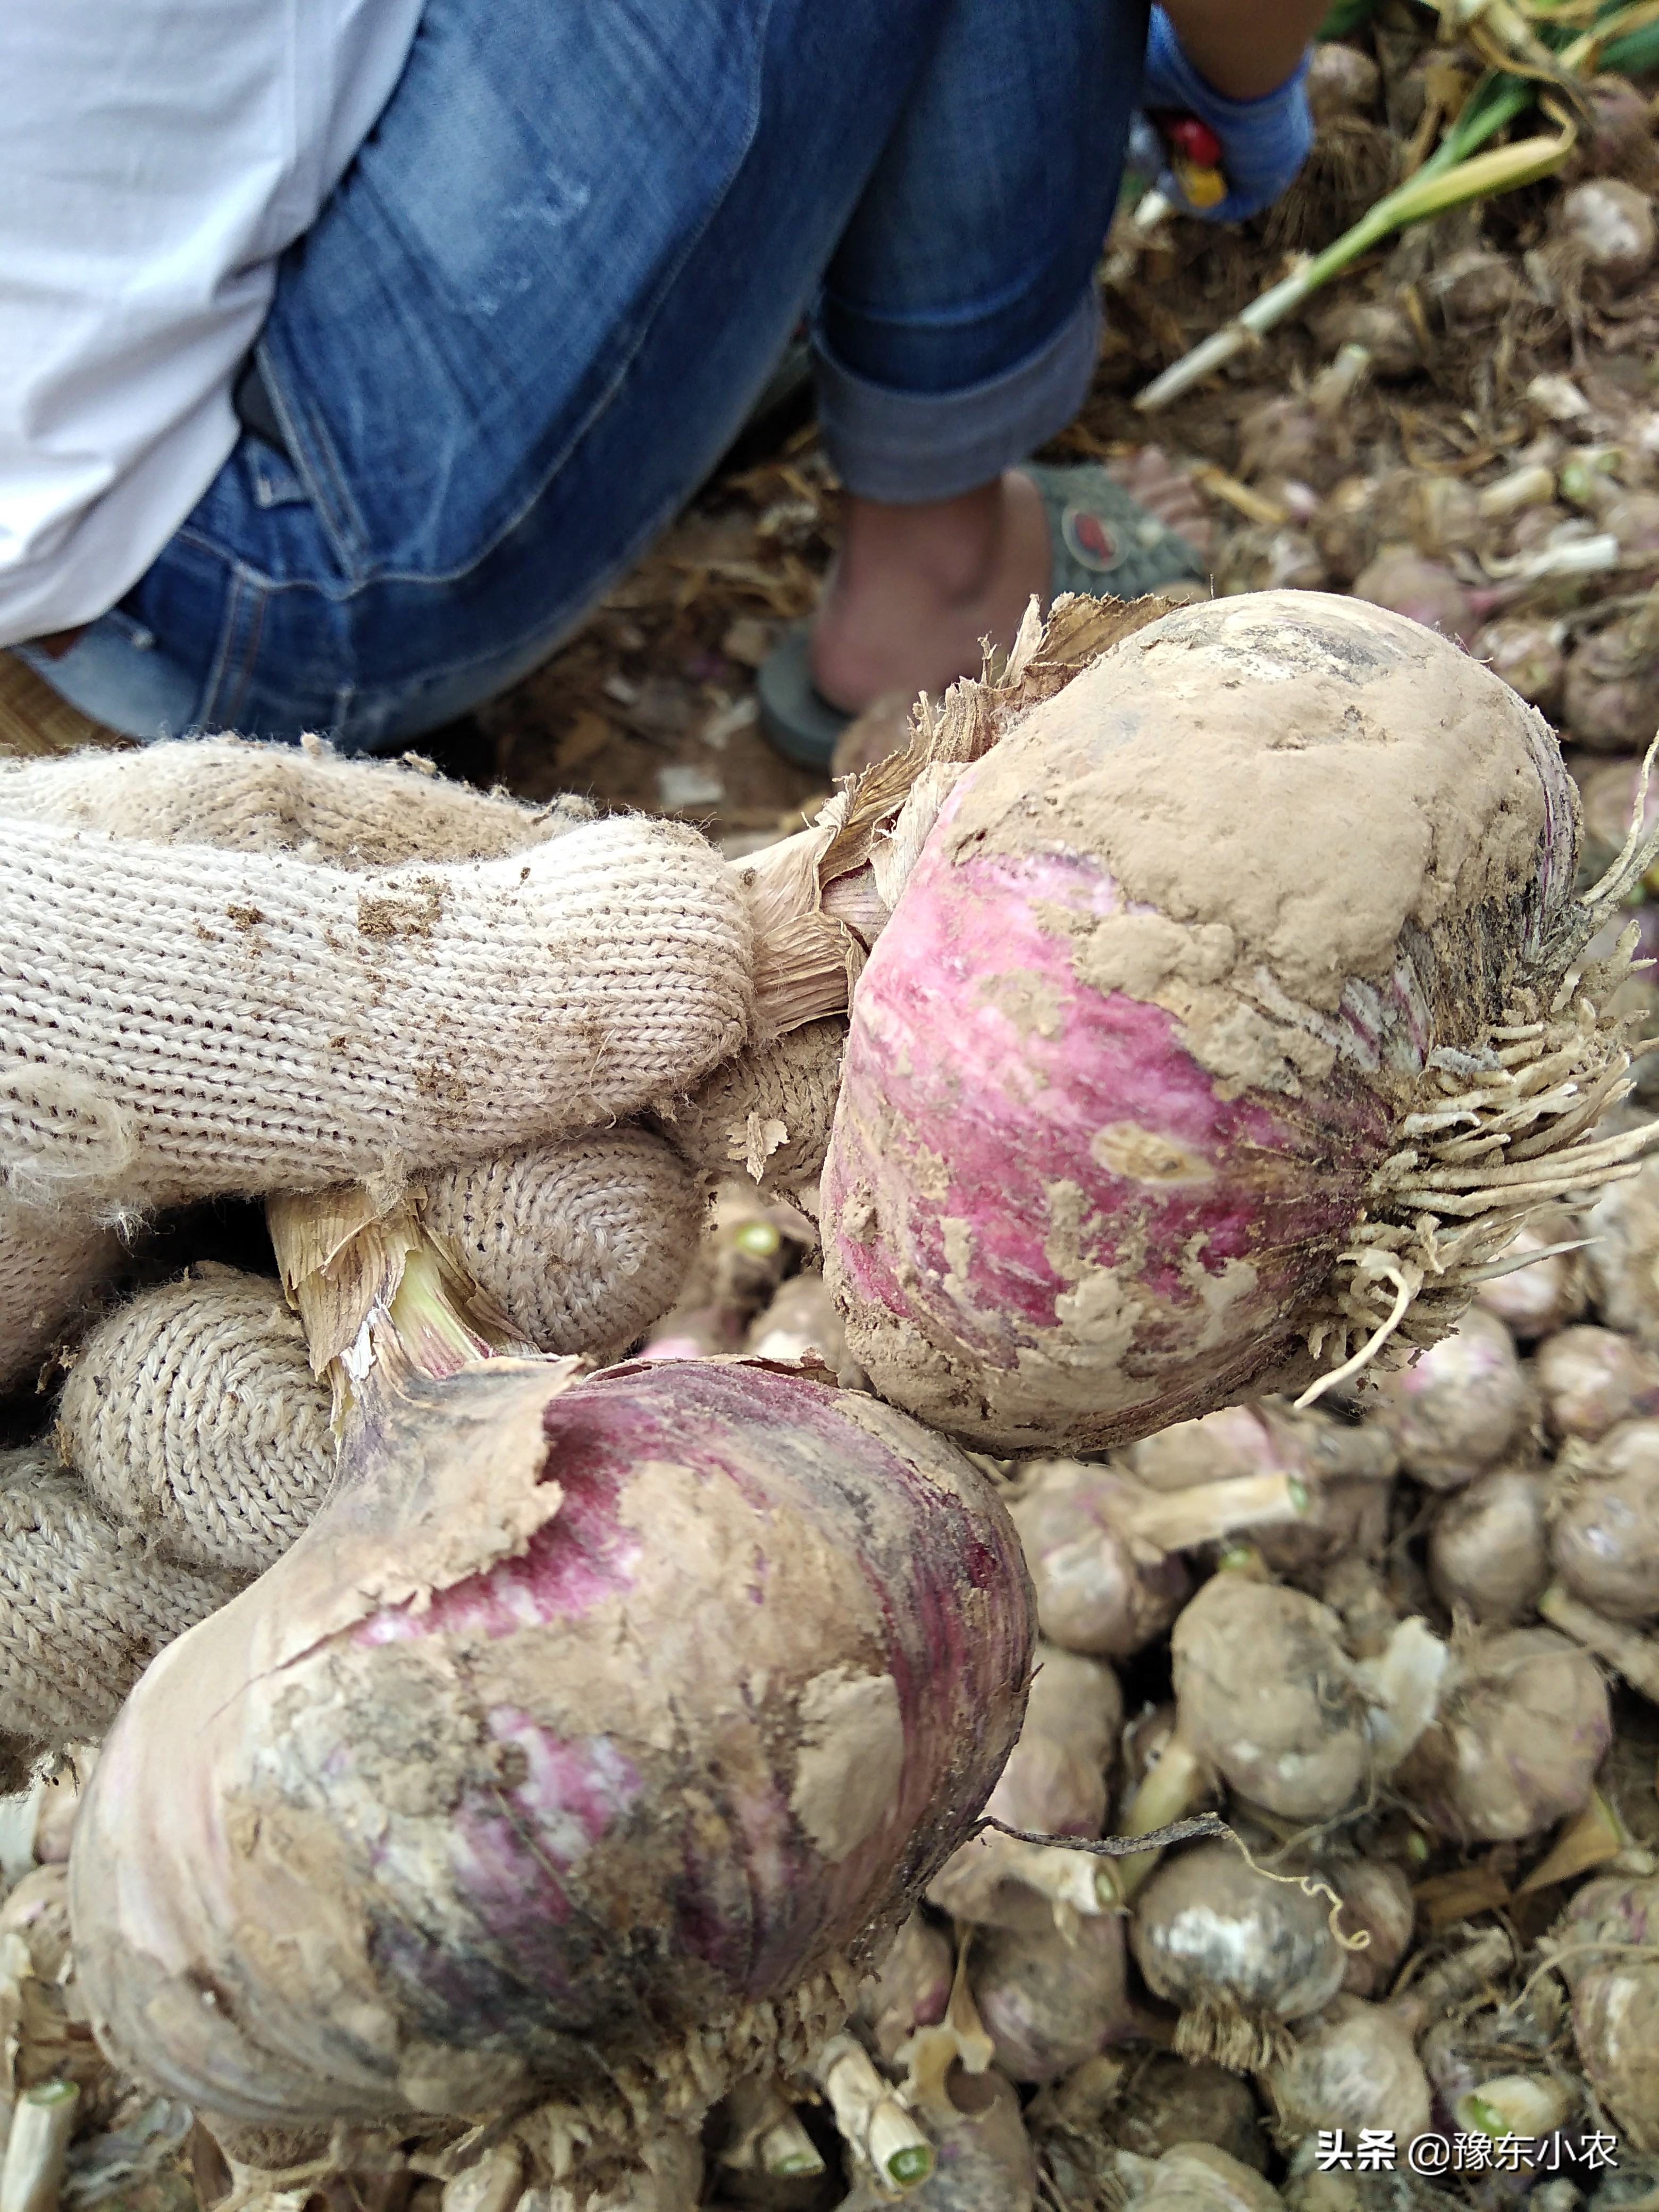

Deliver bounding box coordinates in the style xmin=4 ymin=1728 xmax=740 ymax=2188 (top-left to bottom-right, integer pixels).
xmin=0 ymin=2082 xmax=79 ymax=2212
xmin=812 ymin=2035 xmax=934 ymax=2192
xmin=716 ymin=2078 xmax=826 ymax=2181
xmin=739 ymin=590 xmax=1188 ymax=1041
xmin=1124 ymin=1471 xmax=1310 ymax=1553
xmin=895 ymin=1940 xmax=996 ymax=2122
xmin=267 ymin=1184 xmax=536 ymax=1429
xmin=1107 ymin=1738 xmax=1214 ymax=1901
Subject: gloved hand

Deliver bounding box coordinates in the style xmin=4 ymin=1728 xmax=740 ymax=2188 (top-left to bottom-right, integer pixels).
xmin=0 ymin=735 xmax=850 ymax=1390
xmin=1142 ymin=5 xmax=1313 ymax=224
xmin=0 ymin=742 xmax=754 ymax=1215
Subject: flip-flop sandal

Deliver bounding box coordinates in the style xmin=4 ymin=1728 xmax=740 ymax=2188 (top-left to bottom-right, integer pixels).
xmin=757 ymin=462 xmax=1207 ymax=771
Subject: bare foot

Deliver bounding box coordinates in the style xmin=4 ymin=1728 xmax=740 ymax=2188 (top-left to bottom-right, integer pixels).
xmin=1103 ymin=445 xmax=1215 ymax=564
xmin=806 ymin=455 xmax=1210 ymax=718
xmin=808 ymin=472 xmax=1051 ymax=717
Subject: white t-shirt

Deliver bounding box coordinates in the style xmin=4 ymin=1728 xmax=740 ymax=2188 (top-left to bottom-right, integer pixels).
xmin=0 ymin=0 xmax=425 ymax=646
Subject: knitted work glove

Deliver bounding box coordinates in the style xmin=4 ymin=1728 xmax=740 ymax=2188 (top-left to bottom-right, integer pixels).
xmin=1142 ymin=7 xmax=1313 ymax=223
xmin=58 ymin=1133 xmax=700 ymax=1573
xmin=0 ymin=741 xmax=702 ymax=1376
xmin=0 ymin=735 xmax=590 ymax=867
xmin=1 ymin=1197 xmax=123 ymax=1394
xmin=0 ymin=735 xmax=881 ymax=1386
xmin=418 ymin=1127 xmax=700 ymax=1359
xmin=0 ymin=810 xmax=753 ymax=1210
xmin=0 ymin=1447 xmax=242 ymax=1756
xmin=666 ymin=1019 xmax=845 ymax=1200
xmin=59 ymin=1268 xmax=335 ymax=1577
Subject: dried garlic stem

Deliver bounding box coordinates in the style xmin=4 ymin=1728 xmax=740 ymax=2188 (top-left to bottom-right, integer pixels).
xmin=718 ymin=2078 xmax=825 ymax=2180
xmin=994 ymin=1838 xmax=1119 ymax=1916
xmin=1127 ymin=1471 xmax=1310 ymax=1551
xmin=756 ymin=2115 xmax=825 ymax=2180
xmin=740 ymin=592 xmax=1185 ymax=1041
xmin=1107 ymin=1737 xmax=1212 ymax=1903
xmin=0 ymin=2082 xmax=78 ymax=2212
xmin=267 ymin=1184 xmax=534 ymax=1423
xmin=1516 ymin=1790 xmax=1627 ymax=1895
xmin=1456 ymin=2076 xmax=1572 ymax=2144
xmin=813 ymin=2036 xmax=934 ymax=2191
xmin=1352 ymin=1618 xmax=1451 ymax=1777
xmin=896 ymin=1940 xmax=996 ymax=2119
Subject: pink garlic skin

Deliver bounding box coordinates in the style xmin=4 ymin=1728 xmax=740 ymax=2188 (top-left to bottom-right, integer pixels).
xmin=823 ymin=592 xmax=1578 ymax=1456
xmin=1427 ymin=1467 xmax=1551 ymax=1626
xmin=1130 ymin=1842 xmax=1347 ymax=2023
xmin=1306 ymin=40 xmax=1380 ymax=120
xmin=1394 ymin=1627 xmax=1611 ymax=1844
xmin=348 ymin=1372 xmax=1034 ymax=2014
xmin=70 ymin=1362 xmax=1034 ymax=2124
xmin=1603 ymin=492 xmax=1659 ymax=557
xmin=908 ymin=2069 xmax=1037 ymax=2212
xmin=1128 ymin=1404 xmax=1280 ymax=1493
xmin=638 ymin=1303 xmax=742 ymax=1361
xmin=1572 ymin=85 xmax=1658 ymax=182
xmin=1171 ymin=1574 xmax=1368 ymax=1822
xmin=1564 ymin=619 xmax=1659 ymax=751
xmin=1473 ymin=1210 xmax=1580 ymax=1339
xmin=1265 ymin=1995 xmax=1432 ymax=2146
xmin=1327 ymin=1858 xmax=1414 ymax=1998
xmin=1472 ymin=618 xmax=1564 ymax=718
xmin=928 ymin=1643 xmax=1121 ymax=1930
xmin=858 ymin=1911 xmax=955 ymax=2060
xmin=1557 ymin=178 xmax=1657 ymax=286
xmin=823 ymin=836 xmax=1389 ymax=1455
xmin=1551 ymin=1417 xmax=1659 ymax=1620
xmin=1559 ymin=1872 xmax=1659 ymax=1976
xmin=1559 ymin=1875 xmax=1659 ymax=2151
xmin=1238 ymin=398 xmax=1340 ymax=493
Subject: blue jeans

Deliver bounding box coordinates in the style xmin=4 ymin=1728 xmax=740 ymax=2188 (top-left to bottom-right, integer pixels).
xmin=23 ymin=0 xmax=1146 ymax=750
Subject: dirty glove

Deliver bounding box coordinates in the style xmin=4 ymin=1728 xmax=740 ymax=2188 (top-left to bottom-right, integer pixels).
xmin=1142 ymin=5 xmax=1313 ymax=223
xmin=0 ymin=1444 xmax=242 ymax=1761
xmin=0 ymin=757 xmax=753 ymax=1213
xmin=0 ymin=735 xmax=745 ymax=1381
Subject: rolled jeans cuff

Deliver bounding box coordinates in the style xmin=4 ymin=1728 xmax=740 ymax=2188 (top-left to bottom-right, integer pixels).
xmin=810 ymin=287 xmax=1101 ymax=504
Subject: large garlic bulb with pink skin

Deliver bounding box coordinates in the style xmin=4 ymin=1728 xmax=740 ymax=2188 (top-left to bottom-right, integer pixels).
xmin=823 ymin=592 xmax=1620 ymax=1456
xmin=70 ymin=1358 xmax=1034 ymax=2147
